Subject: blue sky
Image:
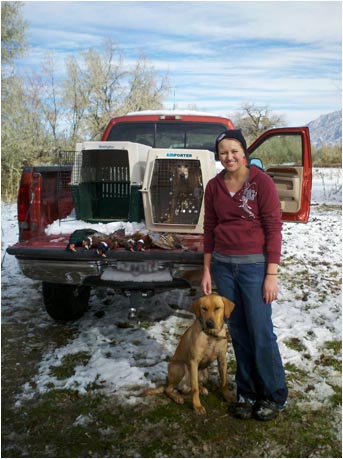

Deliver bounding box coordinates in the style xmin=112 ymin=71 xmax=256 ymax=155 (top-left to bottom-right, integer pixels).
xmin=18 ymin=0 xmax=342 ymax=126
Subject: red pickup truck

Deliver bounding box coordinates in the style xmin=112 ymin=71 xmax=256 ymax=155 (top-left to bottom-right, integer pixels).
xmin=7 ymin=110 xmax=312 ymax=321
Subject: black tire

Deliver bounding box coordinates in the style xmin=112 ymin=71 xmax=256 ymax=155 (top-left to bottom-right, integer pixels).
xmin=42 ymin=282 xmax=90 ymax=322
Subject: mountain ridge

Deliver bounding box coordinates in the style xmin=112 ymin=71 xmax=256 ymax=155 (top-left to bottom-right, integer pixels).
xmin=307 ymin=110 xmax=342 ymax=147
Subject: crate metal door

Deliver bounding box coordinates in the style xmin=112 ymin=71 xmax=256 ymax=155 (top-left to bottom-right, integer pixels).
xmin=150 ymin=158 xmax=204 ymax=225
xmin=79 ymin=149 xmax=131 ymax=221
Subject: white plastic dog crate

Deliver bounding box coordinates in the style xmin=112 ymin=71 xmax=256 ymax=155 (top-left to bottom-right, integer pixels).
xmin=71 ymin=141 xmax=151 ymax=222
xmin=141 ymin=149 xmax=217 ymax=233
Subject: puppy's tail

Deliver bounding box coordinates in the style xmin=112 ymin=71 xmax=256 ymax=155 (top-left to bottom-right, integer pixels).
xmin=140 ymin=386 xmax=165 ymax=397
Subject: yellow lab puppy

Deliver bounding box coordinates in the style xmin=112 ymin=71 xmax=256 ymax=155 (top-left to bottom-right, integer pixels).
xmin=142 ymin=294 xmax=235 ymax=415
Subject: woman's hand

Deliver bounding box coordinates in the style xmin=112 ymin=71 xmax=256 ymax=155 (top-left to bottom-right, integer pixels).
xmin=263 ymin=274 xmax=279 ymax=304
xmin=201 ymin=254 xmax=213 ymax=296
xmin=201 ymin=270 xmax=212 ymax=296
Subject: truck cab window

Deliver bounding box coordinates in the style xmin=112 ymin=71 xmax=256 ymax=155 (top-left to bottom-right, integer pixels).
xmin=107 ymin=122 xmax=154 ymax=146
xmin=155 ymin=124 xmax=186 ymax=148
xmin=107 ymin=122 xmax=228 ymax=150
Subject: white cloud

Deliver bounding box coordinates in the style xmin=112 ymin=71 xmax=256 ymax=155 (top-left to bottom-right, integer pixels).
xmin=24 ymin=2 xmax=341 ymax=46
xmin=19 ymin=1 xmax=342 ymax=126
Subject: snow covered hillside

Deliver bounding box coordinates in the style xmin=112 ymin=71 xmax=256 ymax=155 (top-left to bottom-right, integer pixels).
xmin=307 ymin=110 xmax=342 ymax=148
xmin=1 ymin=168 xmax=341 ymax=424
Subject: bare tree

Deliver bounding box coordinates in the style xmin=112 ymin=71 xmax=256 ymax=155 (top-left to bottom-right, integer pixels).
xmin=79 ymin=39 xmax=127 ymax=139
xmin=1 ymin=1 xmax=30 ymax=199
xmin=2 ymin=33 xmax=171 ymax=197
xmin=62 ymin=40 xmax=170 ymax=141
xmin=63 ymin=55 xmax=89 ymax=142
xmin=38 ymin=53 xmax=62 ymax=143
xmin=123 ymin=51 xmax=170 ymax=113
xmin=1 ymin=1 xmax=27 ymax=66
xmin=233 ymin=103 xmax=285 ymax=142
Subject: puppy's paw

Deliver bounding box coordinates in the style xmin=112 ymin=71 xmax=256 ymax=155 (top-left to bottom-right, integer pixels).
xmin=166 ymin=388 xmax=184 ymax=405
xmin=194 ymin=405 xmax=207 ymax=415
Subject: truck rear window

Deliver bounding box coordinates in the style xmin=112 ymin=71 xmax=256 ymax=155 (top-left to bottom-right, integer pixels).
xmin=106 ymin=121 xmax=228 ymax=151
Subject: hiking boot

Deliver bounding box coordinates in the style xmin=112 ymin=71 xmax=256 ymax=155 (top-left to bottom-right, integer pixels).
xmin=254 ymin=400 xmax=287 ymax=421
xmin=231 ymin=397 xmax=256 ymax=419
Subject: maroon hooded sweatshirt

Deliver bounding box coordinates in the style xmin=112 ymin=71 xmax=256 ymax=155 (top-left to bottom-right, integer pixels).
xmin=203 ymin=166 xmax=282 ymax=264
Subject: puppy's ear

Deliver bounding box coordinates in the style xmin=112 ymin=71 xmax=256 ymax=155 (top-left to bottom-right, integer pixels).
xmin=191 ymin=298 xmax=202 ymax=318
xmin=222 ymin=297 xmax=235 ymax=319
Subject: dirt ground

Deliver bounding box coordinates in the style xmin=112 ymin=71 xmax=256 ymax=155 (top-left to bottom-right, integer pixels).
xmin=2 ymin=300 xmax=341 ymax=458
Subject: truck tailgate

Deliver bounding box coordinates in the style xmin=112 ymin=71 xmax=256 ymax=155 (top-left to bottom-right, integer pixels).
xmin=7 ymin=236 xmax=204 ymax=290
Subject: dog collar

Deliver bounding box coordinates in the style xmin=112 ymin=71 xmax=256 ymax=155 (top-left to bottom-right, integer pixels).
xmin=198 ymin=318 xmax=228 ymax=340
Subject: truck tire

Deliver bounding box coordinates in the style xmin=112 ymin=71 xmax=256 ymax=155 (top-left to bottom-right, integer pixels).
xmin=42 ymin=282 xmax=90 ymax=322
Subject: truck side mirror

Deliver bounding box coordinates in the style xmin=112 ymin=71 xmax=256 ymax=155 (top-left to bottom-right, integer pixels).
xmin=249 ymin=158 xmax=264 ymax=170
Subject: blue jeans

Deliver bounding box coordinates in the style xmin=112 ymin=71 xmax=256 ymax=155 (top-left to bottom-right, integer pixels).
xmin=211 ymin=259 xmax=288 ymax=406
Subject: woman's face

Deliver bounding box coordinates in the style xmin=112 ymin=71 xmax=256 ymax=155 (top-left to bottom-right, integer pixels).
xmin=218 ymin=138 xmax=246 ymax=173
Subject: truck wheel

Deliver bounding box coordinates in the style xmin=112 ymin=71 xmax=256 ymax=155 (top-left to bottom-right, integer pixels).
xmin=42 ymin=282 xmax=91 ymax=322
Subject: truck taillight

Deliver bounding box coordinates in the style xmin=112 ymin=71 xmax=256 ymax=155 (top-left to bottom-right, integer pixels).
xmin=18 ymin=184 xmax=31 ymax=222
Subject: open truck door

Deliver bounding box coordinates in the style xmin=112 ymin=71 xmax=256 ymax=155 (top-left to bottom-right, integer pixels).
xmin=247 ymin=127 xmax=312 ymax=223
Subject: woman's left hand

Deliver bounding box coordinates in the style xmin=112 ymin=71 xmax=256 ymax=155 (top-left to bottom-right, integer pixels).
xmin=263 ymin=275 xmax=279 ymax=304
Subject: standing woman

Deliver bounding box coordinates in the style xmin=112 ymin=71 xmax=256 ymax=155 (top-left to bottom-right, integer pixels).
xmin=201 ymin=130 xmax=288 ymax=421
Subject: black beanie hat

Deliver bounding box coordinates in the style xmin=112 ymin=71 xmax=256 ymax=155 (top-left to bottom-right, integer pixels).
xmin=215 ymin=129 xmax=247 ymax=156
